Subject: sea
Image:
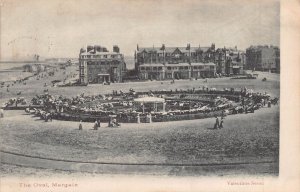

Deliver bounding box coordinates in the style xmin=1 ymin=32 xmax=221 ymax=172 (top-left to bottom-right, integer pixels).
xmin=0 ymin=62 xmax=28 ymax=71
xmin=0 ymin=56 xmax=135 ymax=71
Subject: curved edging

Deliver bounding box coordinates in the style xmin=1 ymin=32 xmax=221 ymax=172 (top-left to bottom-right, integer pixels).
xmin=0 ymin=150 xmax=277 ymax=167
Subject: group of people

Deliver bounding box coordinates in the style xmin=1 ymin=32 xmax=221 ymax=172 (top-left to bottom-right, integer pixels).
xmin=214 ymin=116 xmax=224 ymax=129
xmin=78 ymin=117 xmax=121 ymax=130
xmin=93 ymin=119 xmax=101 ymax=130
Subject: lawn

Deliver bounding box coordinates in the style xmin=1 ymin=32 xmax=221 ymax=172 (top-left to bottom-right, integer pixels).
xmin=0 ymin=106 xmax=279 ymax=166
xmin=0 ymin=65 xmax=280 ymax=175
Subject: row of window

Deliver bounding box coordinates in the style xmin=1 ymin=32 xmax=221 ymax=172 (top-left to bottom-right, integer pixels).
xmin=140 ymin=66 xmax=163 ymax=71
xmin=140 ymin=66 xmax=215 ymax=71
xmin=81 ymin=55 xmax=121 ymax=59
xmin=85 ymin=61 xmax=120 ymax=65
xmin=138 ymin=53 xmax=211 ymax=57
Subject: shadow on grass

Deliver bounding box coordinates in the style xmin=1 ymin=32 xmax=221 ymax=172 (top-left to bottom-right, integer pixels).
xmin=206 ymin=127 xmax=218 ymax=130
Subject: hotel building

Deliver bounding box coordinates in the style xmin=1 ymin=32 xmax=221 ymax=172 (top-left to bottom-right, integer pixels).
xmin=79 ymin=45 xmax=126 ymax=84
xmin=135 ymin=44 xmax=217 ymax=80
xmin=135 ymin=44 xmax=244 ymax=80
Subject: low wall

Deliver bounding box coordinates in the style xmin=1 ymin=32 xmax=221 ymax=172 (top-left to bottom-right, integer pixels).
xmin=52 ymin=109 xmax=233 ymax=123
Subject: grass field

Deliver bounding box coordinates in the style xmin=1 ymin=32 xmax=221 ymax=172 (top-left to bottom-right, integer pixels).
xmin=1 ymin=106 xmax=279 ymax=164
xmin=0 ymin=65 xmax=280 ymax=176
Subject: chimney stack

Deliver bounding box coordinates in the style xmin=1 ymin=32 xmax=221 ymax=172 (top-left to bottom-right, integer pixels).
xmin=113 ymin=45 xmax=120 ymax=53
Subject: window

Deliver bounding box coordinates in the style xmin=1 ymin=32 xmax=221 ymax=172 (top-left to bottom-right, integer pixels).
xmin=210 ymin=66 xmax=214 ymax=70
xmin=146 ymin=67 xmax=150 ymax=70
xmin=167 ymin=67 xmax=171 ymax=70
xmin=158 ymin=67 xmax=162 ymax=70
xmin=184 ymin=66 xmax=188 ymax=70
xmin=140 ymin=67 xmax=145 ymax=70
xmin=179 ymin=66 xmax=183 ymax=70
xmin=153 ymin=67 xmax=157 ymax=70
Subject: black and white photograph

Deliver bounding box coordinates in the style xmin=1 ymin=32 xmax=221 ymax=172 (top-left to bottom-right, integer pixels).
xmin=0 ymin=0 xmax=299 ymax=192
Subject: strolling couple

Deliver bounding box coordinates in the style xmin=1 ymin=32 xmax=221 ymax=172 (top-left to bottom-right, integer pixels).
xmin=214 ymin=116 xmax=224 ymax=129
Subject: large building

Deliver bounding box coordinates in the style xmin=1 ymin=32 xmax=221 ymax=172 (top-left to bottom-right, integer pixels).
xmin=215 ymin=46 xmax=245 ymax=75
xmin=79 ymin=45 xmax=126 ymax=84
xmin=246 ymin=45 xmax=280 ymax=72
xmin=135 ymin=44 xmax=244 ymax=80
xmin=135 ymin=44 xmax=216 ymax=80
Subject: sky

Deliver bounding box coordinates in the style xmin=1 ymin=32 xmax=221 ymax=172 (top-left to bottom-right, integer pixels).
xmin=0 ymin=0 xmax=280 ymax=60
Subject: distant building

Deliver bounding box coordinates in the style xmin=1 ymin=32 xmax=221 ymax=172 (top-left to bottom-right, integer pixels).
xmin=23 ymin=63 xmax=45 ymax=73
xmin=79 ymin=45 xmax=126 ymax=84
xmin=135 ymin=44 xmax=216 ymax=80
xmin=45 ymin=58 xmax=75 ymax=64
xmin=246 ymin=45 xmax=280 ymax=72
xmin=215 ymin=46 xmax=245 ymax=75
xmin=135 ymin=43 xmax=244 ymax=80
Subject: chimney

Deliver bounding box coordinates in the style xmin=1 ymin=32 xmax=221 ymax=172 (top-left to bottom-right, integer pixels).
xmin=113 ymin=45 xmax=120 ymax=53
xmin=211 ymin=43 xmax=215 ymax=50
xmin=186 ymin=43 xmax=191 ymax=50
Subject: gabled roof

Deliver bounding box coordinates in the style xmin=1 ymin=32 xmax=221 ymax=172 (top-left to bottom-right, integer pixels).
xmin=137 ymin=46 xmax=211 ymax=54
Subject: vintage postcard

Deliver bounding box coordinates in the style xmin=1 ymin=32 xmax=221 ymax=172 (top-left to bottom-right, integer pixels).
xmin=0 ymin=0 xmax=299 ymax=191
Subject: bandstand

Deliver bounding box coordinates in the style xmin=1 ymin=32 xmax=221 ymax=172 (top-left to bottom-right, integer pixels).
xmin=133 ymin=96 xmax=166 ymax=113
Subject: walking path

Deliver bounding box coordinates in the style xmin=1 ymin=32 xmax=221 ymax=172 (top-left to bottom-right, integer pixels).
xmin=0 ymin=150 xmax=278 ymax=176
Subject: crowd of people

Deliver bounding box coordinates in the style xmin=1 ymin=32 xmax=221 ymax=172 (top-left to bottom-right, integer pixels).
xmin=1 ymin=86 xmax=279 ymax=126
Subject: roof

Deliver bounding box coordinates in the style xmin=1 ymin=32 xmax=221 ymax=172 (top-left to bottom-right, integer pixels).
xmin=134 ymin=97 xmax=165 ymax=103
xmin=137 ymin=46 xmax=211 ymax=54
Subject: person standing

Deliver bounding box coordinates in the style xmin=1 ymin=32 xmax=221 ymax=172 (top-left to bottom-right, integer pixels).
xmin=79 ymin=120 xmax=83 ymax=130
xmin=214 ymin=116 xmax=219 ymax=129
xmin=149 ymin=113 xmax=152 ymax=123
xmin=137 ymin=114 xmax=140 ymax=124
xmin=219 ymin=117 xmax=224 ymax=129
xmin=94 ymin=120 xmax=98 ymax=130
xmin=97 ymin=119 xmax=101 ymax=128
